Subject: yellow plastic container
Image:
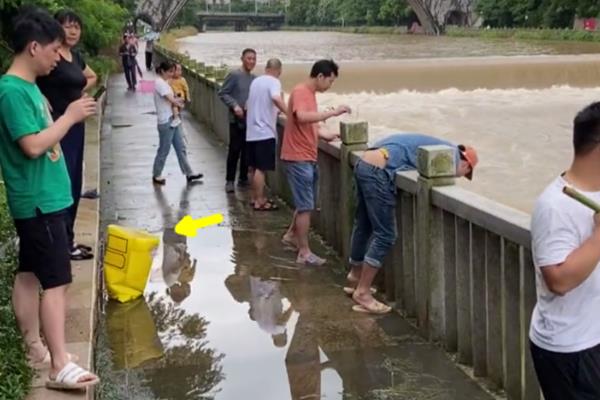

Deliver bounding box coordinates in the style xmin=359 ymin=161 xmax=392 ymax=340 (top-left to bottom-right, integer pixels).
xmin=104 ymin=224 xmax=160 ymax=303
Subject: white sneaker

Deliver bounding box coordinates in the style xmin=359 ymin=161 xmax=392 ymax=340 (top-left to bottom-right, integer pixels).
xmin=170 ymin=117 xmax=182 ymax=128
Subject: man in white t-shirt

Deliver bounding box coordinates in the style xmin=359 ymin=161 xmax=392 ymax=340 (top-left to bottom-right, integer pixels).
xmin=245 ymin=58 xmax=286 ymax=211
xmin=530 ymin=101 xmax=600 ymax=399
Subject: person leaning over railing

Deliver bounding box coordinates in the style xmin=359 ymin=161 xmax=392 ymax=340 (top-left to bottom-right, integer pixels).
xmin=529 ymin=102 xmax=600 ymax=399
xmin=346 ymin=134 xmax=477 ymax=314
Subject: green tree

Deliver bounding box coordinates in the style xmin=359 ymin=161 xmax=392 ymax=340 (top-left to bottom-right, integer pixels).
xmin=378 ymin=0 xmax=410 ymax=26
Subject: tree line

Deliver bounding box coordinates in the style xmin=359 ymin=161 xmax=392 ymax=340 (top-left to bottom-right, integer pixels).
xmin=176 ymin=0 xmax=600 ymax=29
xmin=0 ymin=0 xmax=130 ymax=75
xmin=477 ymin=0 xmax=600 ymax=29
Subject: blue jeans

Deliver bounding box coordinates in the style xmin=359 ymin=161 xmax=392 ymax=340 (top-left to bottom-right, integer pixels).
xmin=152 ymin=123 xmax=193 ymax=178
xmin=284 ymin=161 xmax=319 ymax=212
xmin=349 ymin=160 xmax=397 ymax=269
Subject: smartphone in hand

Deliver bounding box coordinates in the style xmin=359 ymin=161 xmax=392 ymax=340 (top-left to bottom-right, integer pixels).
xmin=93 ymin=86 xmax=107 ymax=101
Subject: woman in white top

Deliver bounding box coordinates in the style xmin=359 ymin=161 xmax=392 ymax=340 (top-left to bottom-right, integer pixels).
xmin=152 ymin=61 xmax=202 ymax=185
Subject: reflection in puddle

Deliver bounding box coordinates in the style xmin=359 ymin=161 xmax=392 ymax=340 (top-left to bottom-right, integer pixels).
xmin=103 ymin=169 xmax=493 ymax=400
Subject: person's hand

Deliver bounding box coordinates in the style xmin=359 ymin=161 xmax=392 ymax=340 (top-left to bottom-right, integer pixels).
xmin=322 ymin=131 xmax=340 ymax=142
xmin=233 ymin=105 xmax=244 ymax=118
xmin=65 ymin=96 xmax=97 ymax=124
xmin=593 ymin=213 xmax=600 ymax=234
xmin=332 ymin=105 xmax=351 ymax=117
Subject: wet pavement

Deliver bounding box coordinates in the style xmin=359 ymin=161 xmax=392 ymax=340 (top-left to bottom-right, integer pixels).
xmin=99 ymin=71 xmax=497 ymax=400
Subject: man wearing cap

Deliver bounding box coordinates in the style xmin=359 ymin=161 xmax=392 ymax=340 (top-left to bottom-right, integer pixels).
xmin=346 ymin=133 xmax=477 ymax=314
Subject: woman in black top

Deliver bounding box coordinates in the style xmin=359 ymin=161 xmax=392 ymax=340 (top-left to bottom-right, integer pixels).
xmin=37 ymin=9 xmax=97 ymax=260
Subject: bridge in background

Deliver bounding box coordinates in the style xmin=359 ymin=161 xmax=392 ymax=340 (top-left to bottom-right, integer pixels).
xmin=135 ymin=0 xmax=475 ymax=34
xmin=196 ymin=12 xmax=285 ymax=32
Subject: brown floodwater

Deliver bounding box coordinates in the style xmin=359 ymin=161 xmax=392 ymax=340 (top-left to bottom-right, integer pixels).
xmin=179 ymin=31 xmax=600 ymax=213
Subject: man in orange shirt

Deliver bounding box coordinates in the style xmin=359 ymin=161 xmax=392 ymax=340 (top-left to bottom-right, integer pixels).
xmin=280 ymin=59 xmax=350 ymax=265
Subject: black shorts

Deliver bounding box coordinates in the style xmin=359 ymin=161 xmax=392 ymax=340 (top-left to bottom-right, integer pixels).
xmin=530 ymin=340 xmax=600 ymax=400
xmin=14 ymin=209 xmax=72 ymax=290
xmin=247 ymin=138 xmax=276 ymax=172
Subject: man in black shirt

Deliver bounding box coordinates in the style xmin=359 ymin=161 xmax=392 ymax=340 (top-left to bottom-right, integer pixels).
xmin=119 ymin=34 xmax=137 ymax=90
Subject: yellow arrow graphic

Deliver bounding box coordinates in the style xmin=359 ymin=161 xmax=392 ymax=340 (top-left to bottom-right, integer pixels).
xmin=175 ymin=213 xmax=224 ymax=237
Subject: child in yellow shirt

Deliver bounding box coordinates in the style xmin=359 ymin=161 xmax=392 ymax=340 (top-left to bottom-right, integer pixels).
xmin=169 ymin=63 xmax=190 ymax=127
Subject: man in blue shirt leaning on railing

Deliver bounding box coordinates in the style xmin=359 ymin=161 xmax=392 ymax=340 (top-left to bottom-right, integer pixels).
xmin=345 ymin=133 xmax=478 ymax=314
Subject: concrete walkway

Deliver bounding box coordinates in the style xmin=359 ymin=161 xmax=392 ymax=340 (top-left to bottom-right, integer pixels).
xmin=97 ymin=71 xmax=498 ymax=400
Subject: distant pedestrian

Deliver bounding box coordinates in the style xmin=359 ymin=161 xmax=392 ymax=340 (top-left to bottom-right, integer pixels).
xmin=119 ymin=34 xmax=137 ymax=90
xmin=530 ymin=102 xmax=600 ymax=399
xmin=169 ymin=63 xmax=189 ymax=128
xmin=37 ymin=9 xmax=98 ymax=261
xmin=245 ymin=58 xmax=286 ymax=211
xmin=218 ymin=48 xmax=257 ymax=193
xmin=145 ymin=35 xmax=155 ymax=71
xmin=152 ymin=61 xmax=203 ymax=185
xmin=347 ymin=134 xmax=477 ymax=314
xmin=280 ymin=59 xmax=350 ymax=266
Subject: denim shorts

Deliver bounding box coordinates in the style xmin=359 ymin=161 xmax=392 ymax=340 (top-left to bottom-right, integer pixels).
xmin=284 ymin=161 xmax=319 ymax=212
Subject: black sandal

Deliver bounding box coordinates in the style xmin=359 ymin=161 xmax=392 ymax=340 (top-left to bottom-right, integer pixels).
xmin=254 ymin=200 xmax=279 ymax=211
xmin=70 ymin=248 xmax=93 ymax=261
xmin=75 ymin=243 xmax=93 ymax=252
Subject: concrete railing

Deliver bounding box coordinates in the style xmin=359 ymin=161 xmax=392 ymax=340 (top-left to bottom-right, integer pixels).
xmin=154 ymin=46 xmax=540 ymax=400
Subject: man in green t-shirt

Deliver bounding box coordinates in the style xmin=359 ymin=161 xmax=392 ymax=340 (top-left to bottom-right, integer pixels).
xmin=0 ymin=8 xmax=98 ymax=390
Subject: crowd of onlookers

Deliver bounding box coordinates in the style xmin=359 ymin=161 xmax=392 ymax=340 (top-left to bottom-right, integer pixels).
xmin=215 ymin=47 xmax=600 ymax=400
xmin=1 ymin=4 xmax=600 ymax=398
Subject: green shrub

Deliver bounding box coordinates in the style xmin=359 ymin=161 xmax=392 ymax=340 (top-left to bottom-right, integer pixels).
xmin=0 ymin=184 xmax=32 ymax=400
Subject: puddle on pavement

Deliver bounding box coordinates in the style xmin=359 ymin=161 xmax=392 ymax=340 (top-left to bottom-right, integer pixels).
xmin=103 ymin=221 xmax=494 ymax=400
xmin=101 ymin=154 xmax=493 ymax=399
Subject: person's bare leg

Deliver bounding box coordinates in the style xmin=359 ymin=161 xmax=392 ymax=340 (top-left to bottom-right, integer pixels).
xmin=295 ymin=211 xmax=312 ymax=258
xmin=347 ymin=264 xmax=362 ymax=285
xmin=42 ymin=285 xmax=98 ymax=383
xmin=41 ymin=285 xmax=69 ymax=375
xmin=352 ymin=263 xmax=385 ymax=308
xmin=249 ymin=168 xmax=256 ymax=205
xmin=253 ymin=169 xmax=266 ymax=206
xmin=283 ymin=211 xmax=298 ymax=246
xmin=12 ymin=272 xmax=45 ymax=361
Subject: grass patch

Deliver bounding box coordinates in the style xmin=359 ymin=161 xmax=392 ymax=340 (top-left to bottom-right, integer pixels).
xmin=159 ymin=26 xmax=199 ymax=51
xmin=88 ymin=55 xmax=119 ymax=86
xmin=447 ymin=27 xmax=600 ymax=42
xmin=0 ymin=184 xmax=33 ymax=400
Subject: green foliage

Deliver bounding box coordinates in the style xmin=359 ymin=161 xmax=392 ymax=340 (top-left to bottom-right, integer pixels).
xmin=447 ymin=26 xmax=600 ymax=42
xmin=477 ymin=0 xmax=600 ymax=28
xmin=0 ymin=184 xmax=32 ymax=400
xmin=287 ymin=0 xmax=410 ymax=26
xmin=0 ymin=0 xmax=127 ymax=56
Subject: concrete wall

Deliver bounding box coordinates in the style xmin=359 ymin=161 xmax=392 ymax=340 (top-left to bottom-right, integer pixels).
xmin=156 ymin=46 xmax=540 ymax=400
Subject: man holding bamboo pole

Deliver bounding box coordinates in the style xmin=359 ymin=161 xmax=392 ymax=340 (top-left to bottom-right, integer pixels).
xmin=530 ymin=101 xmax=600 ymax=399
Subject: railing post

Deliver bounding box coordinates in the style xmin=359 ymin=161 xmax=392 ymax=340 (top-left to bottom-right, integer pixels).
xmin=215 ymin=67 xmax=228 ymax=83
xmin=339 ymin=121 xmax=368 ymax=262
xmin=416 ymin=145 xmax=456 ymax=338
xmin=205 ymin=65 xmax=215 ymax=79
